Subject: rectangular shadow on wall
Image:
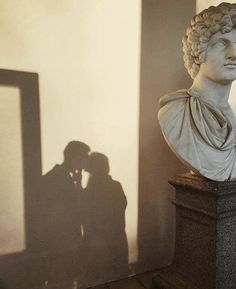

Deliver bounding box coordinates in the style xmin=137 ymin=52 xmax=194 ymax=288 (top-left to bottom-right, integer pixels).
xmin=0 ymin=69 xmax=41 ymax=288
xmin=137 ymin=0 xmax=195 ymax=271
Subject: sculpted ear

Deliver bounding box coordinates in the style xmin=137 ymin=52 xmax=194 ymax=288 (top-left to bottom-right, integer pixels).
xmin=198 ymin=51 xmax=207 ymax=64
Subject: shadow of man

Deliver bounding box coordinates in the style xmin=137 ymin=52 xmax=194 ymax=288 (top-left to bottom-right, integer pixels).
xmin=37 ymin=141 xmax=90 ymax=283
xmin=82 ymin=152 xmax=129 ymax=285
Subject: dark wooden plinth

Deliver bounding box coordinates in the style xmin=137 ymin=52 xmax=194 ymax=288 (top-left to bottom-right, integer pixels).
xmin=152 ymin=173 xmax=236 ymax=289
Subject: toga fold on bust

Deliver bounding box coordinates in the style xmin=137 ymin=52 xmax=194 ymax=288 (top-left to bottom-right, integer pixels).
xmin=158 ymin=89 xmax=236 ymax=181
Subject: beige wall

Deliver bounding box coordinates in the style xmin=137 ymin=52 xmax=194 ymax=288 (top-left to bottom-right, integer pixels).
xmin=138 ymin=0 xmax=195 ymax=270
xmin=0 ymin=0 xmax=141 ymax=263
xmin=0 ymin=0 xmax=201 ymax=287
xmin=0 ymin=1 xmax=142 ymax=288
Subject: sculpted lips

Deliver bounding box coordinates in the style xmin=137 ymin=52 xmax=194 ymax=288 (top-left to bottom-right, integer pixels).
xmin=224 ymin=63 xmax=236 ymax=68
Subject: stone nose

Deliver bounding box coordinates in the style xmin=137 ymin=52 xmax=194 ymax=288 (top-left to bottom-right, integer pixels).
xmin=226 ymin=42 xmax=236 ymax=61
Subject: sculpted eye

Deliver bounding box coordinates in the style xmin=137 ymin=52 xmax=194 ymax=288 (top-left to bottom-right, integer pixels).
xmin=214 ymin=40 xmax=227 ymax=47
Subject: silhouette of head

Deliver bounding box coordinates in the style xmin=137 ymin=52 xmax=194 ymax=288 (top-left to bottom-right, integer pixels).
xmin=63 ymin=141 xmax=90 ymax=171
xmin=87 ymin=152 xmax=110 ymax=176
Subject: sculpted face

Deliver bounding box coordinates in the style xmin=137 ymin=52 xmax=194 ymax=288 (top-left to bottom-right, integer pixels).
xmin=198 ymin=28 xmax=236 ymax=84
xmin=158 ymin=4 xmax=236 ymax=182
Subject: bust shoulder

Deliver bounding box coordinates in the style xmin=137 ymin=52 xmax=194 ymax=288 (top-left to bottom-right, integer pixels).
xmin=159 ymin=89 xmax=189 ymax=108
xmin=158 ymin=89 xmax=191 ymax=132
xmin=157 ymin=89 xmax=236 ymax=181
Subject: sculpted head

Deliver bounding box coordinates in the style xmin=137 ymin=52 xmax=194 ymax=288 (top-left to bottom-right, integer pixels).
xmin=158 ymin=3 xmax=236 ymax=181
xmin=183 ymin=2 xmax=236 ymax=79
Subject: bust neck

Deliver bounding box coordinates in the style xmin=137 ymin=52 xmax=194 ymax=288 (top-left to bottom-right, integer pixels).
xmin=190 ymin=73 xmax=232 ymax=109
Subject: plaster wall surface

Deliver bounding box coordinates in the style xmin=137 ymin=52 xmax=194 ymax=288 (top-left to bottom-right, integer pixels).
xmin=0 ymin=1 xmax=140 ymax=287
xmin=138 ymin=0 xmax=195 ymax=270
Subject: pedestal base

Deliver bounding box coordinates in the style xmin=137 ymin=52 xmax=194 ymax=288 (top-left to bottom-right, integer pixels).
xmin=152 ymin=173 xmax=236 ymax=289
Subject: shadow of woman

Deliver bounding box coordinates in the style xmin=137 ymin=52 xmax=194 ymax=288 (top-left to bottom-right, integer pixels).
xmin=82 ymin=152 xmax=129 ymax=285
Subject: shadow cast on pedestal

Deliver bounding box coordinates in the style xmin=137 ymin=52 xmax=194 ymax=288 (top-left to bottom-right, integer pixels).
xmin=152 ymin=173 xmax=236 ymax=289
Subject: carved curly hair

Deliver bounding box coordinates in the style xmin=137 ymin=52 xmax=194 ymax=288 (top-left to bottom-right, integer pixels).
xmin=183 ymin=2 xmax=236 ymax=79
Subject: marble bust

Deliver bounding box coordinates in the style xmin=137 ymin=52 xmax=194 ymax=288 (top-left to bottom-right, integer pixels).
xmin=158 ymin=3 xmax=236 ymax=181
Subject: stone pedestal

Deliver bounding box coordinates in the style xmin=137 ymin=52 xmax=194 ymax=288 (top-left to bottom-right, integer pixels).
xmin=152 ymin=173 xmax=236 ymax=289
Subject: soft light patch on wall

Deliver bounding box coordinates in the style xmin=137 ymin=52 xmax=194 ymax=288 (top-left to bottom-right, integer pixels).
xmin=0 ymin=86 xmax=25 ymax=255
xmin=0 ymin=0 xmax=141 ymax=263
